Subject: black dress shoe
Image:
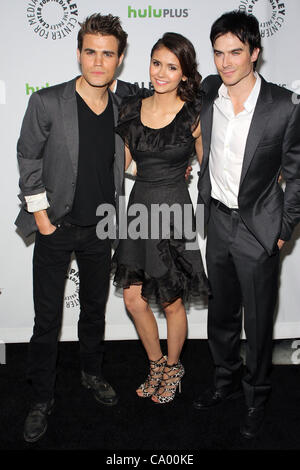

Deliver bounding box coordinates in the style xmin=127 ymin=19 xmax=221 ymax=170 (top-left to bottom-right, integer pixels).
xmin=23 ymin=399 xmax=54 ymax=443
xmin=193 ymin=386 xmax=243 ymax=410
xmin=240 ymin=407 xmax=265 ymax=439
xmin=81 ymin=371 xmax=118 ymax=406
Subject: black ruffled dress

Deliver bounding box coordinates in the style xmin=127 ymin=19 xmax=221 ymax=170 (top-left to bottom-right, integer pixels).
xmin=112 ymin=94 xmax=209 ymax=305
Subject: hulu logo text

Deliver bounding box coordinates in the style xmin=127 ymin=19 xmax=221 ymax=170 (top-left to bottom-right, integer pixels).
xmin=26 ymin=82 xmax=50 ymax=95
xmin=128 ymin=5 xmax=189 ymax=18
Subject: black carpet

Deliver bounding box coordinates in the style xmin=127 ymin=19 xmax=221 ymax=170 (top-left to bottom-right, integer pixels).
xmin=1 ymin=339 xmax=300 ymax=452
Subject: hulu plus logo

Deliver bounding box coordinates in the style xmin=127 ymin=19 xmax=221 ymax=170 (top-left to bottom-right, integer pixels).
xmin=128 ymin=5 xmax=189 ymax=18
xmin=25 ymin=82 xmax=50 ymax=95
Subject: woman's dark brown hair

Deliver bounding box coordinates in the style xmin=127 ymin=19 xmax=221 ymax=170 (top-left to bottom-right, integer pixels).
xmin=151 ymin=32 xmax=202 ymax=102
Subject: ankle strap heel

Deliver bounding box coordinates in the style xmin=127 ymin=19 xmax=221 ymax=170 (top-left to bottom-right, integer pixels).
xmin=152 ymin=361 xmax=185 ymax=404
xmin=136 ymin=355 xmax=167 ymax=398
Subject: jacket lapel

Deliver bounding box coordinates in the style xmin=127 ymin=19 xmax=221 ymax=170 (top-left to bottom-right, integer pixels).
xmin=61 ymin=77 xmax=79 ymax=178
xmin=200 ymin=85 xmax=219 ymax=173
xmin=109 ymin=90 xmax=125 ymax=195
xmin=200 ymin=100 xmax=214 ymax=171
xmin=239 ymin=77 xmax=273 ymax=187
xmin=110 ymin=88 xmax=120 ymax=127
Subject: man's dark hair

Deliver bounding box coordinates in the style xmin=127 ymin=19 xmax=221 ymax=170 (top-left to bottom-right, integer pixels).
xmin=77 ymin=13 xmax=128 ymax=56
xmin=210 ymin=10 xmax=262 ymax=69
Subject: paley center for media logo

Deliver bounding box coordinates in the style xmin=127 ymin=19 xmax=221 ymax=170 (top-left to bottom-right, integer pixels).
xmin=128 ymin=5 xmax=189 ymax=19
xmin=64 ymin=267 xmax=80 ymax=310
xmin=26 ymin=0 xmax=79 ymax=40
xmin=239 ymin=0 xmax=286 ymax=37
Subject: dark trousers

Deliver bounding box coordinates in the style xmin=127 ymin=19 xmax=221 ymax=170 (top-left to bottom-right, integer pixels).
xmin=28 ymin=222 xmax=111 ymax=402
xmin=206 ymin=202 xmax=280 ymax=408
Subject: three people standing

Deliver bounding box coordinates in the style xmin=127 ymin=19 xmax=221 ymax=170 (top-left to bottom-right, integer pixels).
xmin=16 ymin=9 xmax=300 ymax=443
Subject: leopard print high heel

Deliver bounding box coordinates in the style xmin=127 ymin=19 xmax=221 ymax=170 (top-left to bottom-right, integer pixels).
xmin=151 ymin=361 xmax=185 ymax=404
xmin=136 ymin=355 xmax=167 ymax=398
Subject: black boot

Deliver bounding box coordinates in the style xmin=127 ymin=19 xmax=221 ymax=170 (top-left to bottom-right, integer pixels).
xmin=240 ymin=407 xmax=265 ymax=439
xmin=193 ymin=385 xmax=243 ymax=410
xmin=24 ymin=399 xmax=54 ymax=443
xmin=81 ymin=371 xmax=118 ymax=406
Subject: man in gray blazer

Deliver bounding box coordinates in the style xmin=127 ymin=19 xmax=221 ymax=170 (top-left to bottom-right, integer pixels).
xmin=193 ymin=11 xmax=300 ymax=439
xmin=16 ymin=13 xmax=136 ymax=443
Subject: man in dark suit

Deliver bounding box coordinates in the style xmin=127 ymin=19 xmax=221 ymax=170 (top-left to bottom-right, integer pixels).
xmin=16 ymin=13 xmax=139 ymax=443
xmin=193 ymin=11 xmax=300 ymax=439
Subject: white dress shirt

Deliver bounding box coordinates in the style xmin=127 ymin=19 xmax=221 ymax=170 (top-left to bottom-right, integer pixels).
xmin=209 ymin=72 xmax=261 ymax=209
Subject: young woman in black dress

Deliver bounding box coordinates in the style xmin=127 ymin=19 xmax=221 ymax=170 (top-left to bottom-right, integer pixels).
xmin=113 ymin=33 xmax=208 ymax=404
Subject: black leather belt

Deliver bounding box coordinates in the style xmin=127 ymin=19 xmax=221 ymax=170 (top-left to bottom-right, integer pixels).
xmin=211 ymin=198 xmax=239 ymax=215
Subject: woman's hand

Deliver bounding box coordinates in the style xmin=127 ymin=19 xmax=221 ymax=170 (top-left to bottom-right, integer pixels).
xmin=185 ymin=165 xmax=192 ymax=180
xmin=193 ymin=121 xmax=203 ymax=165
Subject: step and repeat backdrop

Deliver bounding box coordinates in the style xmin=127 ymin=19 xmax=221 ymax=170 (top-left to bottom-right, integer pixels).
xmin=1 ymin=0 xmax=300 ymax=342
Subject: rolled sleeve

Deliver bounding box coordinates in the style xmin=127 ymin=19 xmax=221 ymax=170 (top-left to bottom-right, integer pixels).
xmin=17 ymin=92 xmax=50 ymax=197
xmin=25 ymin=192 xmax=50 ymax=213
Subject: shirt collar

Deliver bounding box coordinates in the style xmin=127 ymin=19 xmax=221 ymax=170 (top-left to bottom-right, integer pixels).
xmin=217 ymin=72 xmax=261 ymax=112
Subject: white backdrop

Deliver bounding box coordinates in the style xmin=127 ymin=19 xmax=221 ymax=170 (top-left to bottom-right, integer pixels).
xmin=1 ymin=0 xmax=300 ymax=343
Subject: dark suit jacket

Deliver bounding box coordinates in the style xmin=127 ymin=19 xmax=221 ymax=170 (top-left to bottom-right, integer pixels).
xmin=198 ymin=74 xmax=300 ymax=256
xmin=15 ymin=77 xmax=138 ymax=238
xmin=115 ymin=79 xmax=143 ymax=98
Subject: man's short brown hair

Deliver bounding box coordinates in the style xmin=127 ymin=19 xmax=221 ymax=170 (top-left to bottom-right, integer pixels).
xmin=77 ymin=13 xmax=128 ymax=56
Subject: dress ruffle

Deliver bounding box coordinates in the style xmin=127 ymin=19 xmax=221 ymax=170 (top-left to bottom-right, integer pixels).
xmin=115 ymin=90 xmax=204 ymax=152
xmin=112 ymin=234 xmax=210 ymax=306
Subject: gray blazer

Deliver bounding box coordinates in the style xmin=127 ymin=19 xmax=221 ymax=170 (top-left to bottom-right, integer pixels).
xmin=198 ymin=74 xmax=300 ymax=255
xmin=15 ymin=77 xmax=126 ymax=238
